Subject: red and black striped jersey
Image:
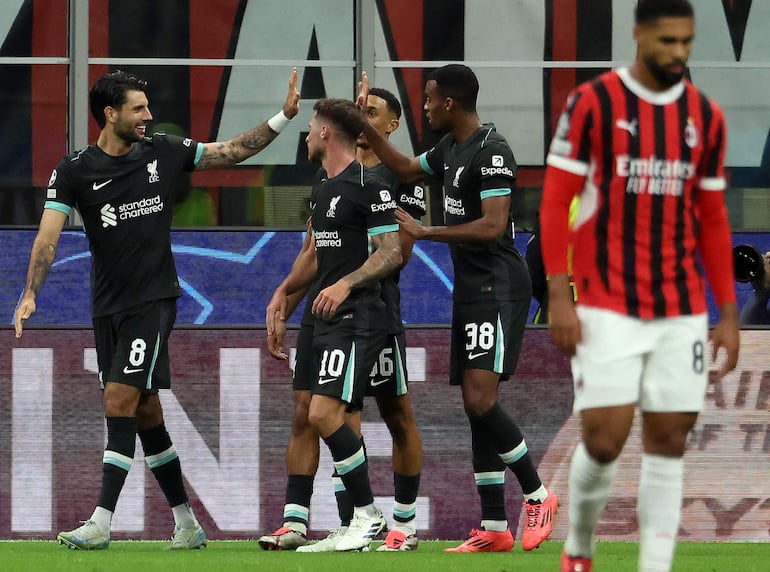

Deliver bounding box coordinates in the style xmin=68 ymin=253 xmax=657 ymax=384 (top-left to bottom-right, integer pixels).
xmin=541 ymin=67 xmax=735 ymax=318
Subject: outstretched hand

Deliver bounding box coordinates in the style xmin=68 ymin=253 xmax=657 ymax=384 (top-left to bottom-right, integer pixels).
xmin=282 ymin=67 xmax=300 ymax=119
xmin=356 ymin=71 xmax=370 ymax=110
xmin=13 ymin=295 xmax=36 ymax=339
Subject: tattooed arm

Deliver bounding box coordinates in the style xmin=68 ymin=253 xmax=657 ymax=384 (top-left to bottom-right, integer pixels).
xmin=14 ymin=209 xmax=68 ymax=338
xmin=312 ymin=231 xmax=402 ymax=319
xmin=195 ymin=68 xmax=300 ymax=170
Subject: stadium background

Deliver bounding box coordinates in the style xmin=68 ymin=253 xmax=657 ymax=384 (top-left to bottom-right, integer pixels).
xmin=1 ymin=0 xmax=769 ymax=543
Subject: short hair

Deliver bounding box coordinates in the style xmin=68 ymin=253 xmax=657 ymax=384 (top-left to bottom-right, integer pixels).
xmin=426 ymin=64 xmax=479 ymax=112
xmin=313 ymin=98 xmax=366 ymax=144
xmin=368 ymin=87 xmax=402 ymax=120
xmin=89 ymin=70 xmax=148 ymax=128
xmin=635 ymin=0 xmax=693 ymax=25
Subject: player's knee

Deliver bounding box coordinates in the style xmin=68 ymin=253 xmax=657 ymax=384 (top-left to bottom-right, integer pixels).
xmin=378 ymin=398 xmax=415 ymax=436
xmin=103 ymin=384 xmax=141 ymax=417
xmin=290 ymin=410 xmax=313 ymax=435
xmin=291 ymin=391 xmax=313 ymax=433
xmin=584 ymin=438 xmax=624 ymax=464
xmin=462 ymin=395 xmax=497 ymax=417
xmin=644 ymin=431 xmax=688 ymax=457
xmin=306 ymin=405 xmax=337 ymax=435
xmin=382 ymin=411 xmax=409 ymax=441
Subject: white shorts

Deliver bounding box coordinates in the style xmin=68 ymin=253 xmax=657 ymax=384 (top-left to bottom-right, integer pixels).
xmin=571 ymin=306 xmax=709 ymax=413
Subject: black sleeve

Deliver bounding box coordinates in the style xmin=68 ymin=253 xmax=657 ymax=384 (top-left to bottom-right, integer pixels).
xmin=396 ymin=182 xmax=427 ymax=220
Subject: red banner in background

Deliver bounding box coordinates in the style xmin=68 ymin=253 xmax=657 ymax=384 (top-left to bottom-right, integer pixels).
xmin=1 ymin=328 xmax=767 ymax=541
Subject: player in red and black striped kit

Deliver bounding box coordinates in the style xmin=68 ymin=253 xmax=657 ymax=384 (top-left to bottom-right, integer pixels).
xmin=540 ymin=2 xmax=740 ymax=571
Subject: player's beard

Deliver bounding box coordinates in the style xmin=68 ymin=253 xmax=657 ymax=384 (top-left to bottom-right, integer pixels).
xmin=427 ymin=114 xmax=449 ymax=134
xmin=645 ymin=54 xmax=685 ymax=88
xmin=115 ymin=121 xmax=145 ymax=145
xmin=308 ymin=145 xmax=324 ymax=163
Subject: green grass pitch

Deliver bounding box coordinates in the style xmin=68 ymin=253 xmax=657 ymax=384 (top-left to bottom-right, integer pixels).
xmin=0 ymin=540 xmax=768 ymax=572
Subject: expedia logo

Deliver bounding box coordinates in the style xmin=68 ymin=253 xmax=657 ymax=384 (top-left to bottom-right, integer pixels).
xmin=414 ymin=186 xmax=424 ymax=199
xmin=371 ymin=200 xmax=397 ymax=212
xmin=399 ymin=194 xmax=426 ymax=210
xmin=481 ymin=166 xmax=514 ymax=177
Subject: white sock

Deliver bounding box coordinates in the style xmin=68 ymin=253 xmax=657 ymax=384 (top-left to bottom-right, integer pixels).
xmin=283 ymin=521 xmax=307 ymax=535
xmin=564 ymin=442 xmax=618 ymax=558
xmin=393 ymin=520 xmax=416 ymax=536
xmin=356 ymin=503 xmax=378 ymax=518
xmin=480 ymin=519 xmax=508 ymax=532
xmin=89 ymin=506 xmax=113 ymax=533
xmin=638 ymin=454 xmax=683 ymax=572
xmin=172 ymin=502 xmax=198 ymax=528
xmin=523 ymin=484 xmax=549 ymax=504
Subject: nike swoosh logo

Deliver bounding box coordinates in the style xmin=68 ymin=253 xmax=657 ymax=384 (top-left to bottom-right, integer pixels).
xmin=318 ymin=377 xmax=336 ymax=385
xmin=123 ymin=366 xmax=143 ymax=374
xmin=370 ymin=378 xmax=388 ymax=387
xmin=467 ymin=351 xmax=488 ymax=360
xmin=93 ymin=179 xmax=113 ymax=190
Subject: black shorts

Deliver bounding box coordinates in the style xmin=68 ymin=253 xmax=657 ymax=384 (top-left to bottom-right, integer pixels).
xmin=311 ymin=326 xmax=387 ymax=404
xmin=346 ymin=332 xmax=409 ymax=411
xmin=92 ymin=298 xmax=176 ymax=393
xmin=449 ymin=299 xmax=527 ymax=386
xmin=365 ymin=332 xmax=409 ymax=398
xmin=292 ymin=323 xmax=315 ymax=391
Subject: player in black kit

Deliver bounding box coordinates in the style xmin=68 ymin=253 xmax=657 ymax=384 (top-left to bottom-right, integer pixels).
xmin=14 ymin=68 xmax=300 ymax=549
xmin=265 ymin=98 xmax=403 ymax=552
xmin=357 ymin=65 xmax=558 ymax=553
xmin=260 ymin=88 xmax=424 ymax=552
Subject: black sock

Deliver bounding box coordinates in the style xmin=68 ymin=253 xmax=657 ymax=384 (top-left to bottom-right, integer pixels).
xmin=98 ymin=417 xmax=137 ymax=511
xmin=471 ymin=402 xmax=543 ymax=494
xmin=393 ymin=473 xmax=420 ymax=524
xmin=332 ymin=469 xmax=354 ymax=526
xmin=284 ymin=474 xmax=314 ymax=528
xmin=138 ymin=422 xmax=188 ymax=507
xmin=469 ymin=418 xmax=507 ymax=522
xmin=323 ymin=425 xmax=373 ymax=507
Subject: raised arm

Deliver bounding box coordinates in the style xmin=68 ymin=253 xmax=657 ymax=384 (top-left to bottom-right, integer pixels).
xmin=195 ymin=68 xmax=300 ymax=170
xmin=14 ymin=209 xmax=68 ymax=338
xmin=312 ymin=230 xmax=402 ymax=319
xmin=356 ymin=72 xmax=425 ymax=183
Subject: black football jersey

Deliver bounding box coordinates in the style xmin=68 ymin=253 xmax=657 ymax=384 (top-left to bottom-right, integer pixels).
xmin=369 ymin=162 xmax=426 ymax=333
xmin=420 ymin=124 xmax=530 ymax=302
xmin=44 ymin=133 xmax=200 ymax=316
xmin=310 ymin=161 xmax=399 ymax=333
